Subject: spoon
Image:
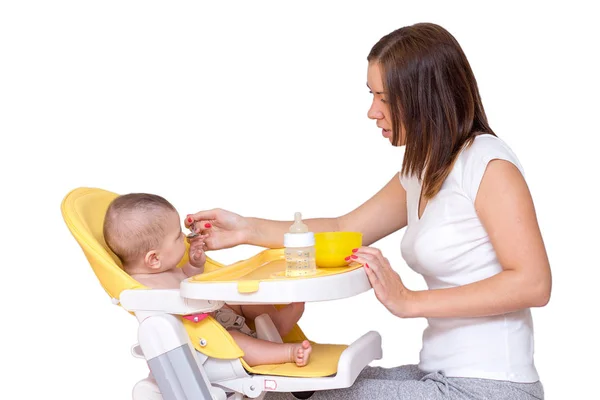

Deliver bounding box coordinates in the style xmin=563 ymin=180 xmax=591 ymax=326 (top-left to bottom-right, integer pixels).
xmin=187 ymin=222 xmax=200 ymax=239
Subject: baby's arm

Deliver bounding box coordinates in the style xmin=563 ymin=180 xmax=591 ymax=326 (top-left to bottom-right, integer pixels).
xmin=181 ymin=235 xmax=208 ymax=277
xmin=238 ymin=303 xmax=305 ymax=337
xmin=181 ymin=262 xmax=204 ymax=278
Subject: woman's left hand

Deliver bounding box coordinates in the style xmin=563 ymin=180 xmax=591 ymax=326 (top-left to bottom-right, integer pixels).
xmin=350 ymin=246 xmax=414 ymax=318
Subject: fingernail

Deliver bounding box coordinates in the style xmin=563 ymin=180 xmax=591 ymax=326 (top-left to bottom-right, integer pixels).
xmin=187 ymin=217 xmax=193 ymax=223
xmin=365 ymin=263 xmax=369 ymax=269
xmin=351 ymin=255 xmax=358 ymax=259
xmin=344 ymin=256 xmax=350 ymax=261
xmin=352 ymin=248 xmax=358 ymax=252
xmin=204 ymin=223 xmax=212 ymax=228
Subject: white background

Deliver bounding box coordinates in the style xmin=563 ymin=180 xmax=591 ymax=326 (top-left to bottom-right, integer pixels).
xmin=1 ymin=1 xmax=598 ymax=399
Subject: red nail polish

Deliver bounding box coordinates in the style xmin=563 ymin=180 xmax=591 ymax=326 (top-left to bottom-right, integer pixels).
xmin=365 ymin=263 xmax=369 ymax=269
xmin=344 ymin=256 xmax=350 ymax=261
xmin=351 ymin=255 xmax=358 ymax=259
xmin=204 ymin=223 xmax=212 ymax=228
xmin=352 ymin=248 xmax=358 ymax=253
xmin=187 ymin=217 xmax=192 ymax=223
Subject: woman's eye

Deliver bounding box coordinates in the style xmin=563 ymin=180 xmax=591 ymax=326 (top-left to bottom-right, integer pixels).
xmin=381 ymin=98 xmax=387 ymax=104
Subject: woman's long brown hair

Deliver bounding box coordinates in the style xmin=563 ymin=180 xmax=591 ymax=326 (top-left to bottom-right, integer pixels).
xmin=368 ymin=23 xmax=495 ymax=199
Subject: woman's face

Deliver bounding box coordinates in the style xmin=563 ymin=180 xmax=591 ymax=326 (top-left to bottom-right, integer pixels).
xmin=366 ymin=62 xmax=404 ymax=146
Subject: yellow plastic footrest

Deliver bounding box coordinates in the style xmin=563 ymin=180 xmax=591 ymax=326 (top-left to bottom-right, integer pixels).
xmin=241 ymin=342 xmax=348 ymax=377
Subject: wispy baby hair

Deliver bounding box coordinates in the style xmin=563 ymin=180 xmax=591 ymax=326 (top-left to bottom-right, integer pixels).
xmin=103 ymin=193 xmax=177 ymax=268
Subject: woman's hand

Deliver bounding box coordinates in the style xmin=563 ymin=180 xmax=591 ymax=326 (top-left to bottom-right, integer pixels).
xmin=185 ymin=208 xmax=251 ymax=251
xmin=350 ymin=246 xmax=415 ymax=318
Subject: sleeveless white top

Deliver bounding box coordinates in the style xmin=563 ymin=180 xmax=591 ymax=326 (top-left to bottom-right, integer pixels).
xmin=400 ymin=134 xmax=539 ymax=382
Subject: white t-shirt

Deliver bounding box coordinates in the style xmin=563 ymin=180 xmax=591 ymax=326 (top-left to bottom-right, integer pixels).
xmin=400 ymin=134 xmax=539 ymax=383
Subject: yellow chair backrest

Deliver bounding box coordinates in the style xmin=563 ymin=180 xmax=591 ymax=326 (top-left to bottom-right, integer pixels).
xmin=61 ymin=187 xmax=228 ymax=299
xmin=61 ymin=187 xmax=245 ymax=359
xmin=61 ymin=187 xmax=142 ymax=299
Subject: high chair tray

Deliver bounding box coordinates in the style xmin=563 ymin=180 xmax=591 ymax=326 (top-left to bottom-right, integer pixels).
xmin=180 ymin=248 xmax=370 ymax=303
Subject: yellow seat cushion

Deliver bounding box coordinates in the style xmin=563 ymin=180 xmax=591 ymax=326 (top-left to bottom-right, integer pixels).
xmin=183 ymin=316 xmax=245 ymax=360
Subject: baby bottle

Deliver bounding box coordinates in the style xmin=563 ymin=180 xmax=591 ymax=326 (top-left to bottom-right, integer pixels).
xmin=284 ymin=212 xmax=317 ymax=277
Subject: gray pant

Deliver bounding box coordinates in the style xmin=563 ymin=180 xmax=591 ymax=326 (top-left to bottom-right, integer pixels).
xmin=265 ymin=365 xmax=544 ymax=400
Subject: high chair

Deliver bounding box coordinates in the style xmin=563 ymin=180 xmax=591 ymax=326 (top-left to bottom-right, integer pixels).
xmin=61 ymin=187 xmax=383 ymax=400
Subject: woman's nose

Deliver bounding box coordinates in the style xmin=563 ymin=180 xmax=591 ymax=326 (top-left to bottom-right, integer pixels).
xmin=367 ymin=100 xmax=383 ymax=120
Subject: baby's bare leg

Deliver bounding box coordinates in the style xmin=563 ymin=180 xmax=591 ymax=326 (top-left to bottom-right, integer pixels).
xmin=229 ymin=330 xmax=312 ymax=367
xmin=238 ymin=302 xmax=305 ymax=337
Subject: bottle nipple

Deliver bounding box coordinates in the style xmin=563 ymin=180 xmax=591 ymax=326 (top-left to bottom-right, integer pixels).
xmin=289 ymin=212 xmax=308 ymax=233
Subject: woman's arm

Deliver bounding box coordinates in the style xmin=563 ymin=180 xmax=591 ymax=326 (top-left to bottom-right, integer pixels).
xmin=368 ymin=160 xmax=552 ymax=318
xmin=412 ymin=159 xmax=551 ymax=317
xmin=246 ymin=172 xmax=408 ymax=248
xmin=356 ymin=160 xmax=551 ymax=319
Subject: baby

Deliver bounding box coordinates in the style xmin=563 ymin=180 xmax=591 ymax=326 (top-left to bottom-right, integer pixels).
xmin=103 ymin=192 xmax=312 ymax=367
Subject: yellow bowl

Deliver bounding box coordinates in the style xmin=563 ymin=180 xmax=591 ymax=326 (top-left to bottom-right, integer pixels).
xmin=314 ymin=231 xmax=363 ymax=268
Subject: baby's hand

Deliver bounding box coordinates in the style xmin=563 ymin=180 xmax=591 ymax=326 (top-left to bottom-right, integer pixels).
xmin=188 ymin=234 xmax=208 ymax=268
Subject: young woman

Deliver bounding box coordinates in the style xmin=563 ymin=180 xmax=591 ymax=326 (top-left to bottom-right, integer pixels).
xmin=187 ymin=22 xmax=550 ymax=399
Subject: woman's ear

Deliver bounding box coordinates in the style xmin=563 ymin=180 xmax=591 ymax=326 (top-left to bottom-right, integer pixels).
xmin=144 ymin=250 xmax=161 ymax=270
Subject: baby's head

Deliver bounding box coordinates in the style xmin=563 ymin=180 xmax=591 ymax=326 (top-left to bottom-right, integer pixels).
xmin=103 ymin=193 xmax=187 ymax=274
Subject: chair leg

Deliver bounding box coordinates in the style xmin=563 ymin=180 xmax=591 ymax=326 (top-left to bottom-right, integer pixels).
xmin=291 ymin=391 xmax=315 ymax=399
xmin=132 ymin=376 xmax=163 ymax=400
xmin=227 ymin=393 xmax=266 ymax=400
xmin=138 ymin=314 xmax=217 ymax=400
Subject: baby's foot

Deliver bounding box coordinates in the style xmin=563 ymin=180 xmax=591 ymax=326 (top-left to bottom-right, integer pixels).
xmin=291 ymin=340 xmax=312 ymax=367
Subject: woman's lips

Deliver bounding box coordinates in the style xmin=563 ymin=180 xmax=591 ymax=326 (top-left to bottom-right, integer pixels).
xmin=382 ymin=128 xmax=392 ymax=138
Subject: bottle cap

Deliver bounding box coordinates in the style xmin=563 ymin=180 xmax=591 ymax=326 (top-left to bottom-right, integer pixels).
xmin=284 ymin=232 xmax=315 ymax=247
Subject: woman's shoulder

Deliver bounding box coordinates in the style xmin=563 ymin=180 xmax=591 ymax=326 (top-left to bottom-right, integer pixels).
xmin=457 ymin=133 xmax=525 ymax=201
xmin=460 ymin=134 xmax=523 ymax=173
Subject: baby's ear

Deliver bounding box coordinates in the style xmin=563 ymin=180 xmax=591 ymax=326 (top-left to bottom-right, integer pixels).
xmin=144 ymin=250 xmax=161 ymax=270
